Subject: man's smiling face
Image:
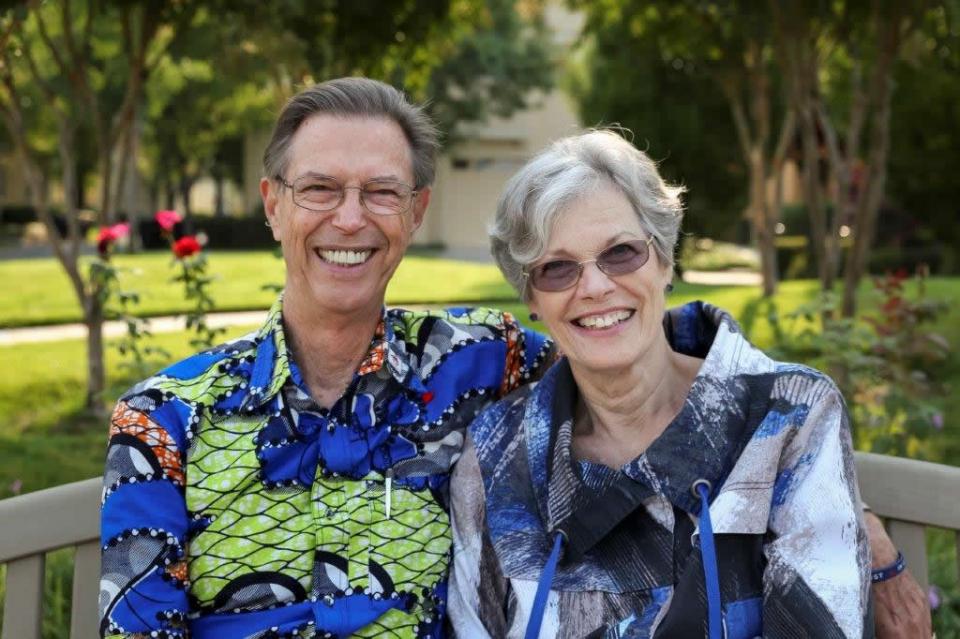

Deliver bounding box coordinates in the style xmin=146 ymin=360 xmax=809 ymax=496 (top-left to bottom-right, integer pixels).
xmin=262 ymin=114 xmax=430 ymax=320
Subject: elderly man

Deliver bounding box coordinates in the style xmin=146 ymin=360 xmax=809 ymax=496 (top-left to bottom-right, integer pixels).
xmin=99 ymin=77 xmax=927 ymax=638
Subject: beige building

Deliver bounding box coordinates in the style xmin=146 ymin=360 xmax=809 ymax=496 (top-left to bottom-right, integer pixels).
xmin=0 ymin=145 xmax=32 ymax=210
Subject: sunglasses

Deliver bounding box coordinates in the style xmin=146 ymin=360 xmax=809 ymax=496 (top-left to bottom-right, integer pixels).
xmin=523 ymin=237 xmax=656 ymax=293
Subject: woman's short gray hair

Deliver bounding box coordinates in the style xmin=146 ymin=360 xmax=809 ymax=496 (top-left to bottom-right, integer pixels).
xmin=262 ymin=77 xmax=440 ymax=189
xmin=490 ymin=129 xmax=685 ymax=300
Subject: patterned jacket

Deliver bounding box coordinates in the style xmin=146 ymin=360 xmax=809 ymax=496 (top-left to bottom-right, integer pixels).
xmin=99 ymin=296 xmax=552 ymax=639
xmin=449 ymin=302 xmax=873 ymax=638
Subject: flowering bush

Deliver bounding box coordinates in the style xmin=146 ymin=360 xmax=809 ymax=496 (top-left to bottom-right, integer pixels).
xmin=154 ymin=210 xmax=224 ymax=350
xmin=91 ymin=222 xmax=168 ymax=376
xmin=96 ymin=223 xmax=130 ymax=257
xmin=155 ymin=209 xmax=182 ymax=233
xmin=172 ymin=235 xmax=202 ymax=259
xmin=768 ymin=268 xmax=951 ymax=458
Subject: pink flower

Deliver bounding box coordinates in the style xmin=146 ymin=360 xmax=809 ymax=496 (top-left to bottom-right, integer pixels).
xmin=928 ymin=585 xmax=941 ymax=610
xmin=932 ymin=412 xmax=944 ymax=430
xmin=155 ymin=210 xmax=183 ymax=232
xmin=96 ymin=223 xmax=130 ymax=256
xmin=172 ymin=235 xmax=202 ymax=258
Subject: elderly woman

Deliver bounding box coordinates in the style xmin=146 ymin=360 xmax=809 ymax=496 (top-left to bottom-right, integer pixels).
xmin=448 ymin=130 xmax=873 ymax=638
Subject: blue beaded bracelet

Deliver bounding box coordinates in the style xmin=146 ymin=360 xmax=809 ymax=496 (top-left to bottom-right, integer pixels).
xmin=871 ymin=551 xmax=906 ymax=583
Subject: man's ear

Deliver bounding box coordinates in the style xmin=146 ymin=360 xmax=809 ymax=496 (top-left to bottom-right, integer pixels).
xmin=409 ymin=186 xmax=430 ymax=235
xmin=260 ymin=177 xmax=282 ymax=241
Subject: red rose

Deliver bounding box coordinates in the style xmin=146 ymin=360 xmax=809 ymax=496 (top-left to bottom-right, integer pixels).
xmin=155 ymin=209 xmax=183 ymax=232
xmin=96 ymin=223 xmax=130 ymax=256
xmin=172 ymin=235 xmax=202 ymax=258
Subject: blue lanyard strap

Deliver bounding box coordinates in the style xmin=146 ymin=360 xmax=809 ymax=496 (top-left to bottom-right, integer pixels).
xmin=694 ymin=479 xmax=723 ymax=639
xmin=525 ymin=531 xmax=566 ymax=639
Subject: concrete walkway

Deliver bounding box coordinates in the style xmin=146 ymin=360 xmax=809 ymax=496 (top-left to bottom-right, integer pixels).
xmin=0 ymin=310 xmax=269 ymax=346
xmin=681 ymin=269 xmax=762 ymax=286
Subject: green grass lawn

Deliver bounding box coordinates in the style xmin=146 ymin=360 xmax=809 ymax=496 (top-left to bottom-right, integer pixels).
xmin=0 ymin=250 xmax=516 ymax=327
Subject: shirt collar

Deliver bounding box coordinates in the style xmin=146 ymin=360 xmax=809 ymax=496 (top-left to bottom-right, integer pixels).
xmin=240 ymin=295 xmax=424 ymax=413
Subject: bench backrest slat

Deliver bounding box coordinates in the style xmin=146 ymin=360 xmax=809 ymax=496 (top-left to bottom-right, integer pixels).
xmin=2 ymin=554 xmax=44 ymax=639
xmin=71 ymin=541 xmax=101 ymax=639
xmin=0 ymin=477 xmax=101 ymax=564
xmin=855 ymin=451 xmax=960 ymax=530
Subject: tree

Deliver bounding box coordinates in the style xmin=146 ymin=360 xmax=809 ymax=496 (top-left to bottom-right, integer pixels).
xmin=0 ymin=0 xmax=184 ymax=410
xmin=570 ymin=1 xmax=794 ymax=295
xmin=772 ymin=0 xmax=931 ymax=316
xmin=886 ymin=2 xmax=960 ymax=273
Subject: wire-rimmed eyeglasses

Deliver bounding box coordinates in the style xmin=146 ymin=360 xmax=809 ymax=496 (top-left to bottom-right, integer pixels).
xmin=277 ymin=174 xmax=419 ymax=216
xmin=522 ymin=237 xmax=656 ymax=292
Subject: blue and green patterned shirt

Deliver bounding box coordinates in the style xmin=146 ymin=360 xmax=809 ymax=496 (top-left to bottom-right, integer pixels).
xmin=99 ymin=296 xmax=552 ymax=638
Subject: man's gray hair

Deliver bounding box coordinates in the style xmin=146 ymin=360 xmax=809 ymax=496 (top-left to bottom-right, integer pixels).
xmin=262 ymin=77 xmax=440 ymax=189
xmin=490 ymin=129 xmax=685 ymax=300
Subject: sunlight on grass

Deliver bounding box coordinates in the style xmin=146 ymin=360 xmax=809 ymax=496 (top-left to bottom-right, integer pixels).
xmin=0 ymin=251 xmax=515 ymax=327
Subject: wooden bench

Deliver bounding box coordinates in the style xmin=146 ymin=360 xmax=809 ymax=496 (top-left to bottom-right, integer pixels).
xmin=1 ymin=453 xmax=959 ymax=638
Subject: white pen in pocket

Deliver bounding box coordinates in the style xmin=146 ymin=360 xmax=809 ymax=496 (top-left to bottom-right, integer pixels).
xmin=385 ymin=468 xmax=393 ymax=519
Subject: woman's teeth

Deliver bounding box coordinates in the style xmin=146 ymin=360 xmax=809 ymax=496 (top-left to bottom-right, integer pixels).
xmin=318 ymin=249 xmax=372 ymax=266
xmin=574 ymin=310 xmax=633 ymax=329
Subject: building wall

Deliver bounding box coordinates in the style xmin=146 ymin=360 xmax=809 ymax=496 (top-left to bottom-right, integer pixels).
xmin=426 ymin=90 xmax=581 ymax=250
xmin=0 ymin=150 xmax=31 ymax=209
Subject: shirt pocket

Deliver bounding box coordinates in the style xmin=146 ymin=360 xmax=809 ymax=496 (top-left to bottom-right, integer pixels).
xmin=366 ymin=473 xmax=453 ymax=600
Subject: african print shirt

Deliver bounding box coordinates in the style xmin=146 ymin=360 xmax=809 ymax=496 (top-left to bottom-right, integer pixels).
xmin=449 ymin=302 xmax=873 ymax=639
xmin=99 ymin=296 xmax=552 ymax=639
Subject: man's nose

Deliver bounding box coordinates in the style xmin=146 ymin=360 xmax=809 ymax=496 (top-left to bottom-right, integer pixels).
xmin=330 ymin=188 xmax=368 ymax=233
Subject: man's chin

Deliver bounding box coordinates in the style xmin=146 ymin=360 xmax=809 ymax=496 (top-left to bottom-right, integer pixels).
xmin=305 ymin=282 xmax=384 ymax=318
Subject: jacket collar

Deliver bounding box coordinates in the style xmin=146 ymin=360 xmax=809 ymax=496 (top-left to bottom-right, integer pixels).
xmin=529 ymin=302 xmax=778 ymax=529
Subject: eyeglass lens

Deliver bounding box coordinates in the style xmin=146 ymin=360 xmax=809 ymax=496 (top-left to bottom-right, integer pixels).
xmin=292 ymin=176 xmax=413 ymax=215
xmin=529 ymin=239 xmax=651 ymax=292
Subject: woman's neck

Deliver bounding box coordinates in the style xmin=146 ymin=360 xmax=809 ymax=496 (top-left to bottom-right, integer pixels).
xmin=570 ymin=338 xmax=702 ymax=468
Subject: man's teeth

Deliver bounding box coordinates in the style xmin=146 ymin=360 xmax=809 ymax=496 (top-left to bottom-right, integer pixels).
xmin=575 ymin=310 xmax=632 ymax=329
xmin=319 ymin=249 xmax=372 ymax=265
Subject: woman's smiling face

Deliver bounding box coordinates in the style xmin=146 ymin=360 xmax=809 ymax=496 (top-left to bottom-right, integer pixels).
xmin=527 ymin=181 xmax=672 ymax=374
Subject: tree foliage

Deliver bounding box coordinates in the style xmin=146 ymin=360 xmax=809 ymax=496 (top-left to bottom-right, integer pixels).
xmin=567 ymin=1 xmax=782 ymax=253
xmin=886 ymin=1 xmax=960 ymax=273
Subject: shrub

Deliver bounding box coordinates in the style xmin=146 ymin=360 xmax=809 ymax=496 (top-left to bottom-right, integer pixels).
xmin=768 ymin=268 xmax=951 ymax=457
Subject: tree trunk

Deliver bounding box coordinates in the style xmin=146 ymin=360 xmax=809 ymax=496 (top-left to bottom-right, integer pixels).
xmin=165 ymin=181 xmax=177 ymax=210
xmin=841 ymin=14 xmax=901 ymax=317
xmin=797 ymin=101 xmax=831 ymax=290
xmin=84 ymin=299 xmax=106 ymax=411
xmin=98 ymin=140 xmax=114 ymax=225
xmin=180 ymin=176 xmax=194 ymax=218
xmin=214 ymin=172 xmax=226 ymax=218
xmin=748 ymin=149 xmax=776 ymax=296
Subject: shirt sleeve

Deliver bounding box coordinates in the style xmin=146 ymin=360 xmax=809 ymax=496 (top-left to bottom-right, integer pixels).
xmin=448 ymin=436 xmax=511 ymax=638
xmin=499 ymin=312 xmax=555 ymax=397
xmin=762 ymin=384 xmax=874 ymax=638
xmin=99 ymin=397 xmax=191 ymax=638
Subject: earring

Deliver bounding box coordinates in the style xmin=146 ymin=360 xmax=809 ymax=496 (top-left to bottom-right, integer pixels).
xmin=264 ymin=220 xmax=272 ymax=228
xmin=528 ymin=312 xmax=539 ymax=322
xmin=665 ymin=283 xmax=675 ymax=293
